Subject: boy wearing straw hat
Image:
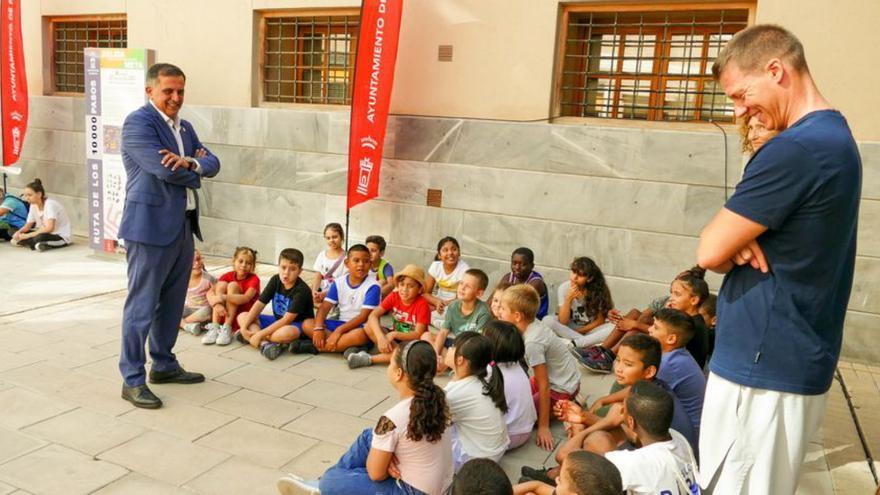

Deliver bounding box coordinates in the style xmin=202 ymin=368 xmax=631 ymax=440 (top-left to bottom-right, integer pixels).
xmin=349 ymin=264 xmax=433 ymax=368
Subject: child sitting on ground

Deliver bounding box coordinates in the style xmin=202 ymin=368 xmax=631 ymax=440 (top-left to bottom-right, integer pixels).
xmin=542 ymin=257 xmax=615 ymax=348
xmin=423 ymin=269 xmax=491 ymax=370
xmin=482 ymin=320 xmax=537 ymax=450
xmin=311 ymin=223 xmax=347 ymax=305
xmin=350 ymin=264 xmax=432 ymax=369
xmin=601 ymin=381 xmax=700 ymax=495
xmin=180 ymin=249 xmax=216 ymax=335
xmin=552 ymin=335 xmax=696 ymax=460
xmin=575 ymin=267 xmax=710 ymax=372
xmin=365 ymin=234 xmax=395 ymax=298
xmin=444 ymin=331 xmax=510 ymax=470
xmin=424 ymin=236 xmax=470 ymax=328
xmin=500 ymin=285 xmax=581 ymax=451
xmin=501 ymin=247 xmax=550 ymax=320
xmin=648 ymin=308 xmax=706 ymax=441
xmin=202 ymin=246 xmax=260 ymax=346
xmin=513 ymin=451 xmax=623 ymax=495
xmin=299 ymin=244 xmax=380 ymax=355
xmin=236 ymin=248 xmax=315 ymax=361
xmin=488 ymin=281 xmax=510 ymax=320
xmin=451 ymin=458 xmax=513 ymax=495
xmin=276 ymin=341 xmax=453 ymax=495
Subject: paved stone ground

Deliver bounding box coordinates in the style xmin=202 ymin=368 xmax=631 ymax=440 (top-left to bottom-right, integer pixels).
xmin=0 ymin=241 xmax=876 ymax=494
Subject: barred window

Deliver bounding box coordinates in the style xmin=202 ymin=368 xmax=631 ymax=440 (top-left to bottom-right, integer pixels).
xmin=51 ymin=17 xmax=127 ymax=93
xmin=558 ymin=7 xmax=750 ymax=122
xmin=262 ymin=14 xmax=359 ymax=105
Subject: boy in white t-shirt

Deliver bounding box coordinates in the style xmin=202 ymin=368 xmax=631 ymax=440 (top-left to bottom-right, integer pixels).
xmin=299 ymin=244 xmax=380 ymax=355
xmin=603 ymin=380 xmax=700 ymax=495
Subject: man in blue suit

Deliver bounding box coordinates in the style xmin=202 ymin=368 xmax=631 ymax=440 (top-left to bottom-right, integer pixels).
xmin=119 ymin=63 xmax=220 ymax=408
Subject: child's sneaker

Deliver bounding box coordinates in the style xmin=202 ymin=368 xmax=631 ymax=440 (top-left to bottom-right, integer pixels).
xmin=261 ymin=342 xmax=283 ymax=361
xmin=347 ymin=351 xmax=372 ymax=369
xmin=342 ymin=346 xmax=367 ymax=360
xmin=579 ymin=347 xmax=616 ymax=374
xmin=235 ymin=330 xmax=247 ymax=344
xmin=289 ymin=339 xmax=318 ymax=355
xmin=201 ymin=323 xmax=220 ymax=345
xmin=183 ymin=322 xmax=204 ymax=336
xmin=277 ymin=474 xmax=319 ymax=495
xmin=216 ymin=324 xmax=233 ymax=346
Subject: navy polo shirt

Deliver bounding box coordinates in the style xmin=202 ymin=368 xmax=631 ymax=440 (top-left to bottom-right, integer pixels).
xmin=711 ymin=110 xmax=861 ymax=395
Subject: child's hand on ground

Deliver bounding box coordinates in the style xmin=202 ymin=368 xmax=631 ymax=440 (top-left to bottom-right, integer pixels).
xmin=536 ymin=426 xmax=555 ymax=451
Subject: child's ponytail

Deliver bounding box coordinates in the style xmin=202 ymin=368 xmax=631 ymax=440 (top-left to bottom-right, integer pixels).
xmin=396 ymin=341 xmax=450 ymax=442
xmin=453 ymin=331 xmax=508 ymax=414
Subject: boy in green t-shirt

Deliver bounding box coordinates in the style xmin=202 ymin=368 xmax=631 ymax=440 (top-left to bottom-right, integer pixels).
xmin=422 ymin=268 xmax=490 ymax=371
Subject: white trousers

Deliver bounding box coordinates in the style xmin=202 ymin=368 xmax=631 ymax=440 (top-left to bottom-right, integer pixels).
xmin=542 ymin=315 xmax=615 ymax=348
xmin=698 ymin=373 xmax=828 ymax=495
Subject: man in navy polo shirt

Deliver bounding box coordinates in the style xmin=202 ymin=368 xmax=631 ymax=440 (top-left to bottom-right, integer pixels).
xmin=696 ymin=25 xmax=861 ymax=494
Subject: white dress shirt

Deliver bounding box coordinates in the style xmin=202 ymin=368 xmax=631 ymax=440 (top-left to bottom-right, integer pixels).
xmin=149 ymin=101 xmax=201 ymax=210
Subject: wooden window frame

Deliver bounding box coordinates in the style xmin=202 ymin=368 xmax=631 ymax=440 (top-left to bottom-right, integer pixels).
xmin=45 ymin=14 xmax=127 ymax=96
xmin=256 ymin=9 xmax=360 ymax=108
xmin=552 ymin=2 xmax=756 ymax=124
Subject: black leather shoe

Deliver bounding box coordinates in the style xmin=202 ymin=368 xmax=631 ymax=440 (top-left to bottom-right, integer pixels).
xmin=148 ymin=366 xmax=205 ymax=384
xmin=121 ymin=384 xmax=163 ymax=409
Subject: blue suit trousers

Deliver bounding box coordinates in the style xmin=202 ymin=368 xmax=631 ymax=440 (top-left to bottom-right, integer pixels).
xmin=119 ymin=220 xmax=194 ymax=387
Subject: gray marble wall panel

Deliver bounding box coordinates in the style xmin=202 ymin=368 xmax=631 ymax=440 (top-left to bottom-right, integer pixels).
xmin=18 ymin=97 xmax=880 ymax=363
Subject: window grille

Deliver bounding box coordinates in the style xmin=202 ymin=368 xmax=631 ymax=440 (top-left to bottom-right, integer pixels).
xmin=52 ymin=18 xmax=127 ymax=93
xmin=263 ymin=15 xmax=359 ymax=105
xmin=559 ymin=9 xmax=749 ymax=122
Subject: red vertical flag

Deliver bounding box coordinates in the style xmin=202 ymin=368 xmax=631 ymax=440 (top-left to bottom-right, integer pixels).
xmin=1 ymin=0 xmax=28 ymax=167
xmin=346 ymin=0 xmax=403 ymax=211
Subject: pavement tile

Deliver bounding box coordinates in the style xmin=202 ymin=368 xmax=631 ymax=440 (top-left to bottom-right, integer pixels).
xmin=284 ymin=380 xmax=388 ymax=416
xmin=119 ymin=397 xmax=236 ymax=441
xmin=0 ymin=387 xmax=76 ymax=429
xmin=149 ymin=379 xmax=241 ymax=406
xmin=61 ymin=325 xmax=121 ymax=347
xmin=17 ymin=341 xmax=115 ymax=370
xmin=0 ymin=427 xmax=46 ymax=464
xmin=0 ymin=444 xmax=128 ymax=495
xmin=173 ymin=349 xmax=247 ymax=379
xmin=0 ymin=482 xmax=14 ymax=495
xmin=285 ymin=354 xmax=374 ymax=387
xmin=22 ymin=408 xmax=146 ymax=456
xmin=0 ymin=351 xmax=42 ymax=374
xmin=360 ymin=395 xmax=398 ymax=422
xmin=184 ymin=456 xmax=284 ymax=495
xmin=0 ymin=362 xmax=93 ymax=395
xmin=73 ymin=356 xmax=125 ymax=381
xmin=90 ymin=472 xmax=192 ymax=495
xmin=282 ymin=408 xmax=375 ymax=447
xmin=282 ymin=441 xmax=348 ymax=480
xmin=98 ymin=431 xmax=229 ymax=486
xmin=214 ymin=364 xmax=312 ymax=397
xmin=55 ymin=377 xmax=136 ymax=417
xmin=9 ymin=314 xmax=81 ymax=335
xmin=219 ymin=344 xmax=312 ymax=370
xmin=0 ymin=330 xmax=54 ymax=354
xmin=206 ymin=389 xmax=313 ymax=428
xmin=353 ymin=372 xmax=397 ymax=396
xmin=195 ymin=418 xmax=319 ymax=468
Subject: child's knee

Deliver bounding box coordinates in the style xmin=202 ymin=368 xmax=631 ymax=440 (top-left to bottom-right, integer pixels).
xmin=227 ymin=282 xmax=242 ymax=294
xmin=583 ymin=431 xmax=617 ymax=454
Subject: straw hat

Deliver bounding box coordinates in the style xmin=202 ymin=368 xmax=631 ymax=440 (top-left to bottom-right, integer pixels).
xmin=394 ymin=264 xmax=426 ymax=288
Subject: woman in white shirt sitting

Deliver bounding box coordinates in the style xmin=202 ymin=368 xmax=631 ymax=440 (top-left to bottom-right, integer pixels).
xmin=12 ymin=178 xmax=72 ymax=251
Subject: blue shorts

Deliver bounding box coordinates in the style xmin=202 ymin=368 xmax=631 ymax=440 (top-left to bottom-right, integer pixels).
xmin=258 ymin=315 xmax=304 ymax=330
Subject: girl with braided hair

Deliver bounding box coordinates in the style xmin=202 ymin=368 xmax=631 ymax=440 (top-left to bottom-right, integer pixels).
xmin=443 ymin=331 xmax=510 ymax=471
xmin=278 ymin=340 xmax=453 ymax=495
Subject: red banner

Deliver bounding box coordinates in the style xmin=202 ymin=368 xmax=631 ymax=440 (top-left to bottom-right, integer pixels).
xmin=346 ymin=0 xmax=403 ymax=211
xmin=1 ymin=0 xmax=27 ymax=167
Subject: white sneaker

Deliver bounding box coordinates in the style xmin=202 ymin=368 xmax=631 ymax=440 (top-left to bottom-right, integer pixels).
xmin=201 ymin=323 xmax=220 ymax=344
xmin=277 ymin=474 xmax=320 ymax=495
xmin=216 ymin=324 xmax=233 ymax=346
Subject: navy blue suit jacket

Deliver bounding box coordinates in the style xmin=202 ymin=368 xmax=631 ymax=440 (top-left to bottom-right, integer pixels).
xmin=119 ymin=104 xmax=220 ymax=246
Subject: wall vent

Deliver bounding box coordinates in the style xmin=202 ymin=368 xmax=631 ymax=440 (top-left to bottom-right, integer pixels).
xmin=427 ymin=189 xmax=443 ymax=207
xmin=438 ymin=45 xmax=453 ymax=62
